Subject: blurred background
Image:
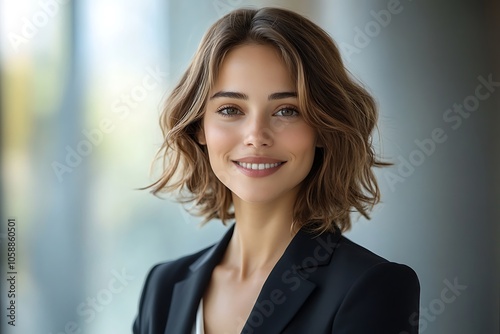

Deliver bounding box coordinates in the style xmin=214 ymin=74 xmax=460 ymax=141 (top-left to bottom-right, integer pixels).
xmin=1 ymin=0 xmax=498 ymax=333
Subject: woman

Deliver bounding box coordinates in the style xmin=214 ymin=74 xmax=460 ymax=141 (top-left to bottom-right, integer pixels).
xmin=133 ymin=7 xmax=420 ymax=334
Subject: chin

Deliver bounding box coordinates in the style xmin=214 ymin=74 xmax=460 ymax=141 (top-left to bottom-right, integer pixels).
xmin=233 ymin=192 xmax=276 ymax=204
xmin=231 ymin=184 xmax=301 ymax=205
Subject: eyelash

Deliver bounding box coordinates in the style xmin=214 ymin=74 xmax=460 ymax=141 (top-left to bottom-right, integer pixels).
xmin=275 ymin=107 xmax=299 ymax=117
xmin=216 ymin=106 xmax=241 ymax=117
xmin=215 ymin=105 xmax=300 ymax=118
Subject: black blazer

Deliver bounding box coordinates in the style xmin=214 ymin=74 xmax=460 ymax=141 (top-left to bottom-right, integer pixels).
xmin=133 ymin=225 xmax=420 ymax=334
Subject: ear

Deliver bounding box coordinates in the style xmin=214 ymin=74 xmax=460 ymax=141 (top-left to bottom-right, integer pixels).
xmin=197 ymin=127 xmax=206 ymax=145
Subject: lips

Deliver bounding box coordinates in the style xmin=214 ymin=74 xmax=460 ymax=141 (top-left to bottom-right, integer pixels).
xmin=232 ymin=157 xmax=287 ymax=177
xmin=236 ymin=161 xmax=284 ymax=170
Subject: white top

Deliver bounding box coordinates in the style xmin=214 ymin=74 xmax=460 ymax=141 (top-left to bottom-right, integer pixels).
xmin=192 ymin=298 xmax=205 ymax=334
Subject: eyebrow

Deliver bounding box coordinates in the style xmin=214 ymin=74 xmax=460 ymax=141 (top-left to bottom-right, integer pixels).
xmin=268 ymin=92 xmax=297 ymax=100
xmin=210 ymin=91 xmax=248 ymax=100
xmin=209 ymin=91 xmax=297 ymax=100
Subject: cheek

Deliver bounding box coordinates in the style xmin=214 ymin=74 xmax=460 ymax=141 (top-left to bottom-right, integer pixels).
xmin=203 ymin=123 xmax=240 ymax=187
xmin=204 ymin=123 xmax=235 ymax=150
xmin=281 ymin=125 xmax=317 ymax=154
xmin=203 ymin=122 xmax=239 ymax=176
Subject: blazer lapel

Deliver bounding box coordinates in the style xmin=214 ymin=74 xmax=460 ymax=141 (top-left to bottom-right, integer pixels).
xmin=164 ymin=225 xmax=234 ymax=334
xmin=241 ymin=228 xmax=342 ymax=333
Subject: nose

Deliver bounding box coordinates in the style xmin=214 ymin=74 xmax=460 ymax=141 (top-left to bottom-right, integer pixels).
xmin=243 ymin=113 xmax=274 ymax=148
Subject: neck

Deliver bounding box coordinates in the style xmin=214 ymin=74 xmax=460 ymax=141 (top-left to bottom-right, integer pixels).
xmin=223 ymin=191 xmax=299 ymax=280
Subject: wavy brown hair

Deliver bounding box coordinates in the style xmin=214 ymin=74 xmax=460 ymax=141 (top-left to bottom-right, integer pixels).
xmin=146 ymin=7 xmax=389 ymax=233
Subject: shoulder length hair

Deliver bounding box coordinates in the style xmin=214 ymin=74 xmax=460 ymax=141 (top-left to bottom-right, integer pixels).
xmin=146 ymin=7 xmax=389 ymax=233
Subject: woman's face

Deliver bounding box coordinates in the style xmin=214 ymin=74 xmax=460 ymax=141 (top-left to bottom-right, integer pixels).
xmin=199 ymin=43 xmax=317 ymax=204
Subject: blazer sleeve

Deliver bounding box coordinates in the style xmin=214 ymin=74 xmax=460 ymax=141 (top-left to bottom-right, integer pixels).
xmin=331 ymin=262 xmax=420 ymax=334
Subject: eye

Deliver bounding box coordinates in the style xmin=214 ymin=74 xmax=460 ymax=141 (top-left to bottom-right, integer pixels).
xmin=274 ymin=107 xmax=299 ymax=117
xmin=216 ymin=106 xmax=242 ymax=117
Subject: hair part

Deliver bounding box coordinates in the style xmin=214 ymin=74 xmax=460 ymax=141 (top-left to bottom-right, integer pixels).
xmin=145 ymin=7 xmax=390 ymax=234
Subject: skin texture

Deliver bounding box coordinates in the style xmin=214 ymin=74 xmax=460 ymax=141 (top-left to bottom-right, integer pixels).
xmin=197 ymin=44 xmax=318 ymax=334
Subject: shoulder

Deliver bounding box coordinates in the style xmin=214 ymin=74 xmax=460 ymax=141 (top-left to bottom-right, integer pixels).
xmin=333 ymin=235 xmax=395 ymax=274
xmin=306 ymin=231 xmax=419 ymax=295
xmin=330 ymin=236 xmax=420 ymax=333
xmin=338 ymin=235 xmax=388 ymax=260
xmin=335 ymin=235 xmax=420 ymax=297
xmin=138 ymin=244 xmax=212 ymax=301
xmin=133 ymin=226 xmax=235 ymax=333
xmin=132 ymin=245 xmax=213 ymax=333
xmin=330 ymin=235 xmax=419 ymax=302
xmin=289 ymin=228 xmax=420 ymax=300
xmin=292 ymin=230 xmax=420 ymax=332
xmin=146 ymin=246 xmax=211 ymax=284
xmin=290 ymin=228 xmax=418 ymax=286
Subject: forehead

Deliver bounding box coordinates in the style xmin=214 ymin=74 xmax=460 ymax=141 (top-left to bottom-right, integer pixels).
xmin=211 ymin=43 xmax=295 ymax=93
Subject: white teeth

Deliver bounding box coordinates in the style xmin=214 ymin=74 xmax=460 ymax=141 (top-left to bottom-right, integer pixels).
xmin=237 ymin=162 xmax=282 ymax=170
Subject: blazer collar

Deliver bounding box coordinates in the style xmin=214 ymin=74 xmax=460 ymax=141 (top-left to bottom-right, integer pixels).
xmin=164 ymin=224 xmax=342 ymax=334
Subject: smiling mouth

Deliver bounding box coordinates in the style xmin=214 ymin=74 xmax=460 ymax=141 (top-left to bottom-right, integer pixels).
xmin=234 ymin=161 xmax=285 ymax=170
